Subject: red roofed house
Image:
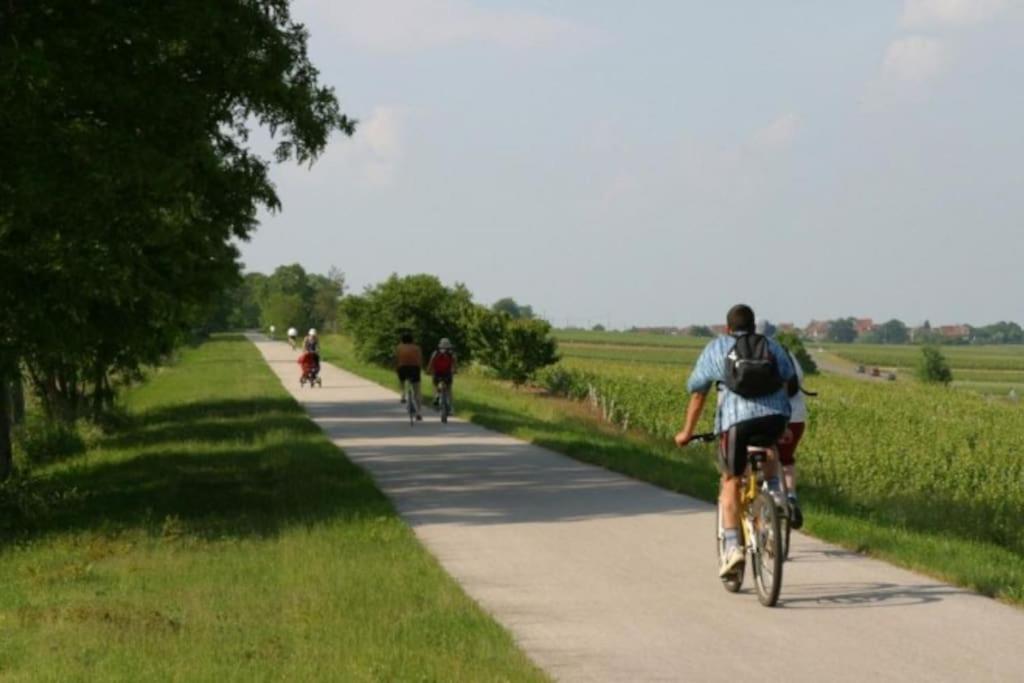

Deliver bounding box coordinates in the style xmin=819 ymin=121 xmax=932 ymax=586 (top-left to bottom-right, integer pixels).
xmin=803 ymin=320 xmax=830 ymax=341
xmin=938 ymin=324 xmax=971 ymax=341
xmin=854 ymin=318 xmax=876 ymax=335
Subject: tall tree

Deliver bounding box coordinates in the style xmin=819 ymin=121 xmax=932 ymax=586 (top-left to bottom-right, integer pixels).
xmin=0 ymin=2 xmax=353 ymax=473
xmin=827 ymin=318 xmax=858 ymax=343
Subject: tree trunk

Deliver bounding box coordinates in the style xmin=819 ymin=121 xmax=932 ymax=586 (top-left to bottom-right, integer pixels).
xmin=11 ymin=372 xmax=25 ymax=425
xmin=0 ymin=381 xmax=12 ymax=481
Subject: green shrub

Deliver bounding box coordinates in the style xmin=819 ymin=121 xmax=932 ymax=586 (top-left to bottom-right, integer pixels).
xmin=341 ymin=274 xmax=475 ymax=366
xmin=471 ymin=311 xmax=559 ymax=385
xmin=776 ymin=330 xmax=818 ymax=375
xmin=917 ymin=345 xmax=953 ymax=385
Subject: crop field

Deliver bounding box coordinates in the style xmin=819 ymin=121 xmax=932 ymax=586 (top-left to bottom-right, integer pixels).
xmin=554 ymin=330 xmax=709 ymax=349
xmin=822 ymin=342 xmax=1024 ymax=371
xmin=545 ymin=333 xmax=1024 ymax=570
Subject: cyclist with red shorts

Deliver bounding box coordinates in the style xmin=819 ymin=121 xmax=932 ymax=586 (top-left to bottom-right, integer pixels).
xmin=427 ymin=338 xmax=457 ymax=411
xmin=778 ymin=344 xmax=806 ymax=529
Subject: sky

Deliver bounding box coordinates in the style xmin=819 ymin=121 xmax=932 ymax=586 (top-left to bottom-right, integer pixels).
xmin=239 ymin=0 xmax=1024 ymax=329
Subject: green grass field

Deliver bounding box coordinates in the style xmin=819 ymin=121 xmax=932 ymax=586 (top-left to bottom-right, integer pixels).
xmin=322 ymin=334 xmax=1024 ymax=606
xmin=0 ymin=336 xmax=546 ymax=682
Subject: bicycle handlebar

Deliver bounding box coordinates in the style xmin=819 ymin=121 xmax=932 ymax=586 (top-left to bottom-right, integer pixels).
xmin=685 ymin=432 xmax=717 ymax=445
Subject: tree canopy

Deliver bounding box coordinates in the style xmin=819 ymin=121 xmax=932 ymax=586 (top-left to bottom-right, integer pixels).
xmin=0 ymin=2 xmax=352 ymax=475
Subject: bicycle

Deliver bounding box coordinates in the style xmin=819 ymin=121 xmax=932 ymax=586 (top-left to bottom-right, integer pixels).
xmin=436 ymin=379 xmax=453 ymax=424
xmin=404 ymin=380 xmax=418 ymax=426
xmin=688 ymin=433 xmax=787 ymax=607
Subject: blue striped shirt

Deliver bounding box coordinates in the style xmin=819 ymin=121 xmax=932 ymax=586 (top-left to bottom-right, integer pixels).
xmin=686 ymin=334 xmax=794 ymax=433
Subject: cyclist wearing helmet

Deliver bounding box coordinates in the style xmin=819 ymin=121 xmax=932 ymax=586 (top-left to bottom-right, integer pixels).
xmin=303 ymin=329 xmax=320 ymax=373
xmin=427 ymin=338 xmax=458 ymax=410
xmin=287 ymin=327 xmax=299 ymax=349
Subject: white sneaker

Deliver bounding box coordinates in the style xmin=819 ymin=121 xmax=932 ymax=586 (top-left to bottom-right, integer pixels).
xmin=719 ymin=546 xmax=745 ymax=577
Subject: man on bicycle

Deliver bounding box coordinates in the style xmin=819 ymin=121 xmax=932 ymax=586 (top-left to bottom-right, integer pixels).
xmin=396 ymin=333 xmax=423 ymax=421
xmin=427 ymin=338 xmax=457 ymax=411
xmin=674 ymin=304 xmax=794 ymax=577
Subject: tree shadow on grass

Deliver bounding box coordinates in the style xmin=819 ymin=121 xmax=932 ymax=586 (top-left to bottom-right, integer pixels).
xmin=1 ymin=399 xmax=391 ymax=548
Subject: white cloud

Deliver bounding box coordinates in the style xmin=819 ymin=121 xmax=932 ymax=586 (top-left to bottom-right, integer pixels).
xmin=881 ymin=36 xmax=948 ymax=82
xmin=276 ymin=106 xmax=406 ymax=190
xmin=750 ymin=113 xmax=800 ymax=151
xmin=301 ymin=0 xmax=596 ymax=54
xmin=902 ymin=0 xmax=1011 ymax=28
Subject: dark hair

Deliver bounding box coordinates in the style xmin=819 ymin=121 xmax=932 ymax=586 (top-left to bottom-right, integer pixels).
xmin=400 ymin=332 xmax=413 ymax=343
xmin=726 ymin=304 xmax=756 ymax=334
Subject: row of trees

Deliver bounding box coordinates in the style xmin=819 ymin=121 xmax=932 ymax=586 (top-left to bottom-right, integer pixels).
xmin=822 ymin=319 xmax=1022 ymax=345
xmin=0 ymin=2 xmax=352 ymax=478
xmin=342 ymin=275 xmax=560 ymax=385
xmin=206 ymin=265 xmax=346 ymax=335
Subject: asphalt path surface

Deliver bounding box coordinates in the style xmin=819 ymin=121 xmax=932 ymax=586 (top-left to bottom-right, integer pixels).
xmin=253 ymin=336 xmax=1023 ymax=682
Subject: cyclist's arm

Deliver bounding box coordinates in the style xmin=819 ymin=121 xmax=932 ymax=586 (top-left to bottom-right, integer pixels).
xmin=674 ymin=392 xmax=708 ymax=446
xmin=426 ymin=351 xmax=437 ymax=374
xmin=675 ymin=340 xmax=721 ymax=446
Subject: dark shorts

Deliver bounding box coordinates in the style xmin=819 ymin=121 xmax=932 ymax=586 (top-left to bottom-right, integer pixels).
xmin=777 ymin=421 xmax=805 ymax=466
xmin=397 ymin=365 xmax=421 ymax=384
xmin=718 ymin=414 xmax=789 ymax=478
xmin=433 ymin=372 xmax=454 ymax=387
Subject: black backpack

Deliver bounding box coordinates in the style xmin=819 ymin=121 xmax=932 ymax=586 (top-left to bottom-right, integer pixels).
xmin=723 ymin=333 xmax=783 ymax=398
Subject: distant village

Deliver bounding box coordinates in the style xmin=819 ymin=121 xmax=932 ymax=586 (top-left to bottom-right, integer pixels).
xmin=617 ymin=318 xmax=1022 ymax=345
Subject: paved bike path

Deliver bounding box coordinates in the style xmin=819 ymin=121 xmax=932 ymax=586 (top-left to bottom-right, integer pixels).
xmin=252 ymin=337 xmax=1023 ymax=682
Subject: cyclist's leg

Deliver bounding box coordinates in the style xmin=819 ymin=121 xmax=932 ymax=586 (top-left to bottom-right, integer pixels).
xmin=778 ymin=421 xmax=804 ymax=492
xmin=398 ymin=367 xmax=408 ymax=401
xmin=718 ymin=425 xmax=747 ymax=572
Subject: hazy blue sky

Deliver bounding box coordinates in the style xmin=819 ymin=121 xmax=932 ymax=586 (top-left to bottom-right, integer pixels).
xmin=240 ymin=0 xmax=1024 ymax=328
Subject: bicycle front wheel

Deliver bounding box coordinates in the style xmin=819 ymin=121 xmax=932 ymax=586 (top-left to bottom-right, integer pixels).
xmin=750 ymin=492 xmax=783 ymax=607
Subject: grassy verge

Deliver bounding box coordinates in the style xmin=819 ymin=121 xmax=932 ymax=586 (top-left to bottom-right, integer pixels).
xmin=321 ymin=335 xmax=1024 ymax=606
xmin=0 ymin=336 xmax=546 ymax=682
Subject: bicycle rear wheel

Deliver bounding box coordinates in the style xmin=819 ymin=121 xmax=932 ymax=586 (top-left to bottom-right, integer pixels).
xmin=407 ymin=385 xmax=416 ymax=426
xmin=750 ymin=492 xmax=783 ymax=607
xmin=716 ymin=499 xmax=744 ymax=593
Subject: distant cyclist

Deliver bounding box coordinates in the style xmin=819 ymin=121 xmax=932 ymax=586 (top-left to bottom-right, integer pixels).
xmin=427 ymin=338 xmax=458 ymax=410
xmin=396 ymin=333 xmax=423 ymax=421
xmin=287 ymin=327 xmax=299 ymax=349
xmin=674 ymin=304 xmax=794 ymax=577
xmin=303 ymin=329 xmax=320 ymax=373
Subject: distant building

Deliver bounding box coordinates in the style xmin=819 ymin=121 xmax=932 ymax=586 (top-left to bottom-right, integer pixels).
xmin=854 ymin=318 xmax=876 ymax=335
xmin=777 ymin=322 xmax=796 ymax=333
xmin=937 ymin=324 xmax=971 ymax=341
xmin=804 ymin=320 xmax=831 ymax=341
xmin=710 ymin=324 xmax=728 ymax=336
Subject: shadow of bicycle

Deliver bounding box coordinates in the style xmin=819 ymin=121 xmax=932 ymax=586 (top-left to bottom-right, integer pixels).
xmin=778 ymin=581 xmax=966 ymax=609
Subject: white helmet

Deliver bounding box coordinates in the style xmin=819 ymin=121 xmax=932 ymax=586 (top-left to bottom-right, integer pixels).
xmin=438 ymin=337 xmax=452 ymax=350
xmin=309 ymin=328 xmax=317 ymax=336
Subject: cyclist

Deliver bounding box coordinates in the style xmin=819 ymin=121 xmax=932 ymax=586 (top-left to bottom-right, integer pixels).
xmin=395 ymin=333 xmax=423 ymax=421
xmin=427 ymin=338 xmax=458 ymax=411
xmin=287 ymin=327 xmax=299 ymax=349
xmin=303 ymin=329 xmax=320 ymax=374
xmin=773 ymin=327 xmax=807 ymax=530
xmin=674 ymin=304 xmax=794 ymax=577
